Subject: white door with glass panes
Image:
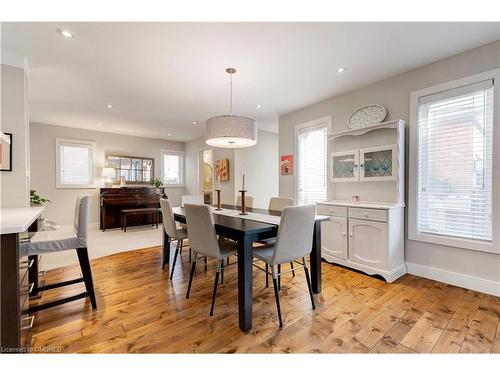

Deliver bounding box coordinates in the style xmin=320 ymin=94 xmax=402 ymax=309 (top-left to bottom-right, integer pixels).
xmin=330 ymin=150 xmax=359 ymax=182
xmin=296 ymin=119 xmax=328 ymax=205
xmin=359 ymin=144 xmax=397 ymax=182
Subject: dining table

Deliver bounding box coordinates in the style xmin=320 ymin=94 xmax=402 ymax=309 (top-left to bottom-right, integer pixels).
xmin=162 ymin=204 xmax=328 ymax=332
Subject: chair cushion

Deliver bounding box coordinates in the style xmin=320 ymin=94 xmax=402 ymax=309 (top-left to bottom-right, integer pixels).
xmin=174 ymin=227 xmax=189 ymax=240
xmin=217 ymin=238 xmax=238 ymax=259
xmin=25 ymin=227 xmax=84 ymax=255
xmin=252 ymin=244 xmax=275 ymax=264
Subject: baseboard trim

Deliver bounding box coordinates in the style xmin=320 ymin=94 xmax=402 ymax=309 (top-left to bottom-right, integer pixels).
xmin=406 ymin=262 xmax=500 ymax=297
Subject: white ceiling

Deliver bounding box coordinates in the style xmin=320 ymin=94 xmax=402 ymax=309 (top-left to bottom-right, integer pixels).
xmin=2 ymin=22 xmax=500 ymax=141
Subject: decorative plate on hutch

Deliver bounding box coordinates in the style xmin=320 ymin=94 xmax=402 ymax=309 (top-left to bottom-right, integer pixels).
xmin=347 ymin=104 xmax=387 ymax=129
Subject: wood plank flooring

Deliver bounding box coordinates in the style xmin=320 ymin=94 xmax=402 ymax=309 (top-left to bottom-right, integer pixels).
xmin=30 ymin=245 xmax=500 ymax=353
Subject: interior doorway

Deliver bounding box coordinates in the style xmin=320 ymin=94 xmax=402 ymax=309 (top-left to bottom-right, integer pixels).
xmin=199 ymin=149 xmax=214 ymax=204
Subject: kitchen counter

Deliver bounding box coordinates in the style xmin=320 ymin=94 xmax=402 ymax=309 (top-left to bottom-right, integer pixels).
xmin=0 ymin=206 xmax=45 ymax=235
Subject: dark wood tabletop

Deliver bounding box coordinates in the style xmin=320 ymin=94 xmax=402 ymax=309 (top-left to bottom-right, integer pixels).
xmin=163 ymin=204 xmax=328 ymax=332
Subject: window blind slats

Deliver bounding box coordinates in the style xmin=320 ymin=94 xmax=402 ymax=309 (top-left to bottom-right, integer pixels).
xmin=417 ymin=82 xmax=493 ymax=242
xmin=297 ymin=125 xmax=327 ymax=206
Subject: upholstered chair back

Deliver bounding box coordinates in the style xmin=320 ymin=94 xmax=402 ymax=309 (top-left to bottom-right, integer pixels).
xmin=268 ymin=197 xmax=294 ymax=212
xmin=272 ymin=204 xmax=316 ymax=265
xmin=184 ymin=204 xmax=220 ymax=259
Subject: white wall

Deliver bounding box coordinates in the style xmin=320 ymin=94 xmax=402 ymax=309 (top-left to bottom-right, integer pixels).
xmin=185 ymin=130 xmax=279 ymax=208
xmin=1 ymin=64 xmax=30 ymax=208
xmin=279 ymin=39 xmax=500 ymax=293
xmin=30 ymin=122 xmax=185 ymax=225
xmin=234 ymin=130 xmax=279 ymax=208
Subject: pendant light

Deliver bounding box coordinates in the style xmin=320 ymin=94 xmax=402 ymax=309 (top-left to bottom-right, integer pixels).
xmin=205 ymin=68 xmax=257 ymax=148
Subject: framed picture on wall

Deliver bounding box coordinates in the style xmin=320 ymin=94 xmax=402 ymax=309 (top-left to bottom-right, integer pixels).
xmin=280 ymin=155 xmax=293 ymax=175
xmin=0 ymin=132 xmax=12 ymax=171
xmin=215 ymin=159 xmax=230 ymax=181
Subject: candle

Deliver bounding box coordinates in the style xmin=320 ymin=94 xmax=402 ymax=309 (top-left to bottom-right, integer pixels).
xmin=242 ymin=174 xmax=245 ymax=190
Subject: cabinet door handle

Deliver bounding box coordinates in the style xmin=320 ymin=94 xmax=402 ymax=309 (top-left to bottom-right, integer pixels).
xmin=342 ymin=232 xmax=346 ymax=236
xmin=349 ymin=233 xmax=353 ymax=237
xmin=21 ymin=315 xmax=35 ymax=331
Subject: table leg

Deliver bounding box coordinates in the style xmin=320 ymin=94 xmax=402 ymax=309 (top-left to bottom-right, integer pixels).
xmin=162 ymin=230 xmax=170 ymax=268
xmin=237 ymin=235 xmax=254 ymax=332
xmin=310 ymin=221 xmax=322 ymax=293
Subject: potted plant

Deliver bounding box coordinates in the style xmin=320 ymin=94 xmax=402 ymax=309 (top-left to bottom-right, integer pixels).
xmin=30 ymin=190 xmax=51 ymax=206
xmin=153 ymin=178 xmax=166 ymax=197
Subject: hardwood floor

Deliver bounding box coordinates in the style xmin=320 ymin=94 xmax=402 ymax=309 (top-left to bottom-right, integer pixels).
xmin=30 ymin=245 xmax=500 ymax=353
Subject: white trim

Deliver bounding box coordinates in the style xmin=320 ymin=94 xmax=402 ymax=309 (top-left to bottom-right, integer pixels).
xmin=55 ymin=138 xmax=96 ymax=189
xmin=294 ymin=116 xmax=331 ymax=205
xmin=408 ymin=69 xmax=500 ymax=254
xmin=406 ymin=262 xmax=500 ymax=297
xmin=161 ymin=149 xmax=185 ymax=187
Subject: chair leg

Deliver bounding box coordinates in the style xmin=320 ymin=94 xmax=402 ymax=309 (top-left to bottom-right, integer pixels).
xmin=169 ymin=240 xmax=181 ymax=280
xmin=162 ymin=238 xmax=171 ymax=269
xmin=189 ymin=248 xmax=192 ymax=262
xmin=290 ymin=262 xmax=295 ymax=277
xmin=204 ymin=257 xmax=208 ymax=272
xmin=265 ymin=264 xmax=269 ymax=288
xmin=186 ymin=258 xmax=197 ymax=298
xmin=303 ymin=257 xmax=316 ymax=310
xmin=76 ymin=248 xmax=97 ymax=310
xmin=272 ymin=266 xmax=283 ymax=328
xmin=278 ymin=264 xmax=281 ymax=290
xmin=221 ymin=260 xmax=224 ymax=284
xmin=210 ymin=263 xmax=221 ymax=316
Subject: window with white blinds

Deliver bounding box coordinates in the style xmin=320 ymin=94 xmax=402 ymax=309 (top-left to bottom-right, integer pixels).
xmin=416 ymin=80 xmax=494 ymax=243
xmin=56 ymin=138 xmax=96 ymax=188
xmin=297 ymin=124 xmax=327 ymax=206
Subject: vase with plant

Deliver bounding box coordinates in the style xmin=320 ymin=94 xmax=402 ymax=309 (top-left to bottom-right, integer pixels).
xmin=30 ymin=190 xmax=51 ymax=206
xmin=153 ymin=178 xmax=163 ymax=188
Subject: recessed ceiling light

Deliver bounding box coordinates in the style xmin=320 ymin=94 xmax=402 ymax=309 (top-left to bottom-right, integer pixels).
xmin=105 ymin=104 xmax=113 ymax=109
xmin=256 ymin=104 xmax=262 ymax=109
xmin=192 ymin=121 xmax=197 ymax=125
xmin=168 ymin=133 xmax=172 ymax=137
xmin=96 ymin=122 xmax=102 ymax=127
xmin=337 ymin=66 xmax=346 ymax=74
xmin=56 ymin=28 xmax=75 ymax=39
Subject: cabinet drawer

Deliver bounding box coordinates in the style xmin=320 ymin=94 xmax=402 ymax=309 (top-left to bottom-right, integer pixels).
xmin=317 ymin=204 xmax=347 ymax=217
xmin=348 ymin=207 xmax=387 ymax=222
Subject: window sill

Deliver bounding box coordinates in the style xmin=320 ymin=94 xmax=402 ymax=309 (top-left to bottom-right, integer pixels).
xmin=408 ymin=230 xmax=497 ymax=255
xmin=164 ymin=185 xmax=185 ymax=188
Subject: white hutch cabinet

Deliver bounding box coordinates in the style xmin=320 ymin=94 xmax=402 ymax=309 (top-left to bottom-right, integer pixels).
xmin=319 ymin=119 xmax=406 ymax=282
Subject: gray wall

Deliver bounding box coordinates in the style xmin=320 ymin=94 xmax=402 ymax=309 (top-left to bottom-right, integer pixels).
xmin=279 ymin=40 xmax=500 ymax=284
xmin=30 ymin=122 xmax=185 ymax=225
xmin=1 ymin=64 xmax=30 ymax=208
xmin=185 ymin=130 xmax=279 ymax=208
xmin=234 ymin=130 xmax=279 ymax=209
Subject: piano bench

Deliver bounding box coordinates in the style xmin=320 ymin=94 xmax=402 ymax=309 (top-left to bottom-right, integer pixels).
xmin=120 ymin=208 xmax=161 ymax=232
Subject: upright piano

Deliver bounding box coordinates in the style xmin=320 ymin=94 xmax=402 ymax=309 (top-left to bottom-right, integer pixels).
xmin=99 ymin=187 xmax=163 ymax=230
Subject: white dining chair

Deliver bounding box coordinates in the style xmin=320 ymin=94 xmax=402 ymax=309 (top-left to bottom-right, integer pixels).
xmin=24 ymin=195 xmax=97 ymax=312
xmin=236 ymin=195 xmax=254 ymax=208
xmin=181 ymin=195 xmax=204 ymax=207
xmin=160 ymin=198 xmax=189 ymax=279
xmin=184 ymin=204 xmax=238 ymax=316
xmin=253 ymin=204 xmax=317 ymax=328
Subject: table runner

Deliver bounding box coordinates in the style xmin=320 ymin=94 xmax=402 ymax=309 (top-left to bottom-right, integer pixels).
xmin=211 ymin=208 xmax=281 ymax=225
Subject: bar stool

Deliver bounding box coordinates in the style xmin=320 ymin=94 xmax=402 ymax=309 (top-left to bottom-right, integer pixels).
xmin=25 ymin=195 xmax=97 ymax=313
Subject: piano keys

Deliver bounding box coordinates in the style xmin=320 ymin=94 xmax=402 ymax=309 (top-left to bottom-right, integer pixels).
xmin=99 ymin=187 xmax=163 ymax=230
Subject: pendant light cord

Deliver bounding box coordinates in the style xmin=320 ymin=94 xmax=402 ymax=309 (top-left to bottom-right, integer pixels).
xmin=229 ymin=71 xmax=233 ymax=114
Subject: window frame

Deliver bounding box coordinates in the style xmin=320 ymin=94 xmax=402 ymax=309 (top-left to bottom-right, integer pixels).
xmin=408 ymin=69 xmax=500 ymax=254
xmin=294 ymin=116 xmax=331 ymax=206
xmin=161 ymin=149 xmax=185 ymax=187
xmin=55 ymin=138 xmax=96 ymax=189
xmin=105 ymin=154 xmax=155 ymax=184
